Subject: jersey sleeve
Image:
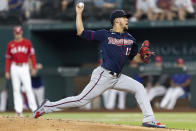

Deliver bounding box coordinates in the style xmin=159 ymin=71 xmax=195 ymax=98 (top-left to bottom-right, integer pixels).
xmin=81 ymin=29 xmax=106 ymax=41
xmin=28 ymin=41 xmax=37 ymax=70
xmin=185 ymin=74 xmax=190 ymax=80
xmin=128 ymin=43 xmax=138 ymax=60
xmin=5 ymin=43 xmax=12 ymax=73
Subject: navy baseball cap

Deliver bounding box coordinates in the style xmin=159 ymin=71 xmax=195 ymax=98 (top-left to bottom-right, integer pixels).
xmin=110 ymin=10 xmax=131 ymax=25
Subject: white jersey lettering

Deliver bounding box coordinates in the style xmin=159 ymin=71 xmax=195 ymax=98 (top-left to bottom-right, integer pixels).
xmin=108 ymin=37 xmax=134 ymax=46
xmin=11 ymin=46 xmax=28 ymax=54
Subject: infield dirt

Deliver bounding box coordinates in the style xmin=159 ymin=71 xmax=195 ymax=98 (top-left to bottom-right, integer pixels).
xmin=0 ymin=116 xmax=187 ymax=131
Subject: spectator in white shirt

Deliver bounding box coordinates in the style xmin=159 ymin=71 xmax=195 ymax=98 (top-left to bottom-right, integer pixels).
xmin=130 ymin=0 xmax=162 ymax=22
xmin=0 ymin=0 xmax=9 ymax=11
xmin=173 ymin=0 xmax=195 ymax=20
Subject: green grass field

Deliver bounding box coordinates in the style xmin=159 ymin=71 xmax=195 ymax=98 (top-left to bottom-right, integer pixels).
xmin=1 ymin=112 xmax=196 ymax=130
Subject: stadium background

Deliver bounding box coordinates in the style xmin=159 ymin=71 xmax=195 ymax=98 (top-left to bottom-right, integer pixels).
xmin=1 ymin=21 xmax=196 ymax=109
xmin=0 ymin=0 xmax=196 ymax=128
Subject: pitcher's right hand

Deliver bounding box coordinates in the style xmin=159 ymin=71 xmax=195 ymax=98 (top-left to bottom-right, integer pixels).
xmin=76 ymin=2 xmax=84 ymax=15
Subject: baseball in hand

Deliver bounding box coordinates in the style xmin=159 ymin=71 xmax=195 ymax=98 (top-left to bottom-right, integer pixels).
xmin=78 ymin=2 xmax=84 ymax=8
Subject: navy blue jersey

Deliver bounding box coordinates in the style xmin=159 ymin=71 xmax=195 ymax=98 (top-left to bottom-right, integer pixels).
xmin=31 ymin=76 xmax=43 ymax=89
xmin=172 ymin=74 xmax=190 ymax=84
xmin=81 ymin=29 xmax=138 ymax=73
xmin=134 ymin=74 xmax=143 ymax=84
xmin=172 ymin=74 xmax=190 ymax=92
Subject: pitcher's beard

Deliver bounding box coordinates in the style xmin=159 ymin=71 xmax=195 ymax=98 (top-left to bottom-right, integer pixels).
xmin=123 ymin=27 xmax=128 ymax=32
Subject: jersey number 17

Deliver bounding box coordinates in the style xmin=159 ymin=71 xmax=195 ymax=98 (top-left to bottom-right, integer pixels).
xmin=125 ymin=47 xmax=131 ymax=56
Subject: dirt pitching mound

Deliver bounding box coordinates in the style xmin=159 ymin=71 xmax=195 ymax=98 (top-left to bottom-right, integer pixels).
xmin=0 ymin=116 xmax=186 ymax=131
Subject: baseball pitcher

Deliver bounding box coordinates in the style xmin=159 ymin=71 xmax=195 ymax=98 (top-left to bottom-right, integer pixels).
xmin=33 ymin=3 xmax=165 ymax=128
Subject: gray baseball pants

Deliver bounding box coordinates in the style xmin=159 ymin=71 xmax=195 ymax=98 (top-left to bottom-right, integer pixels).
xmin=43 ymin=66 xmax=155 ymax=122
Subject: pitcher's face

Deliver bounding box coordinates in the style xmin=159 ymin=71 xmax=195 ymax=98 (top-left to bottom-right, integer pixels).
xmin=116 ymin=17 xmax=129 ymax=31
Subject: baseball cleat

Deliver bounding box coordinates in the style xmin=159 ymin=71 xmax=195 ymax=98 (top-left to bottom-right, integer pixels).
xmin=33 ymin=99 xmax=49 ymax=118
xmin=142 ymin=120 xmax=166 ymax=128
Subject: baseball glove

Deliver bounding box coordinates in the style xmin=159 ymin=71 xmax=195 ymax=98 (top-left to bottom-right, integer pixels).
xmin=140 ymin=40 xmax=151 ymax=64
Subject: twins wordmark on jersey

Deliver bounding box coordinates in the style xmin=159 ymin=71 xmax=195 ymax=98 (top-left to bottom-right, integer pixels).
xmin=108 ymin=37 xmax=133 ymax=56
xmin=108 ymin=37 xmax=134 ymax=46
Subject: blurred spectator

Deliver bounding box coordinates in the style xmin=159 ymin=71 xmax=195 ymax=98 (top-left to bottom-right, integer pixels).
xmin=146 ymin=56 xmax=170 ymax=102
xmin=173 ymin=0 xmax=195 ymax=20
xmin=46 ymin=0 xmax=74 ymax=20
xmin=22 ymin=63 xmax=45 ymax=108
xmin=160 ymin=58 xmax=190 ymax=110
xmin=9 ymin=0 xmax=24 ymax=11
xmin=129 ymin=0 xmax=162 ymax=22
xmin=192 ymin=0 xmax=196 ymax=18
xmin=192 ymin=0 xmax=196 ymax=6
xmin=21 ymin=86 xmax=28 ymax=110
xmin=61 ymin=0 xmax=72 ymax=11
xmin=94 ymin=0 xmax=122 ymax=9
xmin=103 ymin=89 xmax=127 ymax=110
xmin=157 ymin=0 xmax=175 ymax=20
xmin=129 ymin=61 xmax=144 ymax=84
xmin=52 ymin=0 xmax=73 ymax=12
xmin=129 ymin=61 xmax=149 ymax=89
xmin=8 ymin=0 xmax=26 ymax=24
xmin=0 ymin=77 xmax=8 ymax=112
xmin=0 ymin=0 xmax=9 ymax=11
xmin=129 ymin=61 xmax=138 ymax=68
xmin=81 ymin=102 xmax=92 ymax=110
xmin=23 ymin=0 xmax=42 ymax=19
xmin=31 ymin=63 xmax=45 ymax=106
